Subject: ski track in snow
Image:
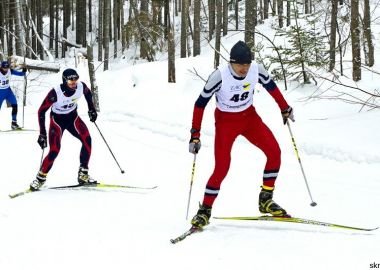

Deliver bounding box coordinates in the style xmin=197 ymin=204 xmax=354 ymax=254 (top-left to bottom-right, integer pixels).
xmin=102 ymin=110 xmax=380 ymax=165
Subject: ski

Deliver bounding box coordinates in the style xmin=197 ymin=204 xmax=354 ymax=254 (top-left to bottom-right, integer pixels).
xmin=9 ymin=189 xmax=33 ymax=199
xmin=9 ymin=183 xmax=157 ymax=199
xmin=49 ymin=182 xmax=158 ymax=190
xmin=213 ymin=216 xmax=379 ymax=232
xmin=170 ymin=226 xmax=203 ymax=244
xmin=0 ymin=128 xmax=37 ymax=132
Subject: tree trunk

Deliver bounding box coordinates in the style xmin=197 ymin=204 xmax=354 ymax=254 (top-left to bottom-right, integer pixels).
xmin=363 ymin=0 xmax=374 ymax=67
xmin=168 ymin=3 xmax=176 ymax=83
xmin=114 ymin=0 xmax=118 ymax=59
xmin=8 ymin=0 xmax=15 ymax=56
xmin=193 ymin=0 xmax=201 ymax=56
xmin=286 ymin=0 xmax=291 ymax=26
xmin=329 ymin=0 xmax=338 ymax=72
xmin=49 ymin=0 xmax=54 ymax=50
xmin=350 ymin=0 xmax=361 ymax=81
xmin=15 ymin=0 xmax=24 ymax=56
xmin=62 ymin=0 xmax=71 ymax=58
xmin=214 ymin=0 xmax=222 ymax=68
xmin=208 ymin=0 xmax=215 ymax=40
xmin=55 ymin=0 xmax=59 ymax=58
xmin=222 ymin=0 xmax=228 ymax=36
xmin=36 ymin=0 xmax=44 ymax=59
xmin=98 ymin=0 xmax=103 ymax=61
xmin=235 ymin=0 xmax=239 ymax=30
xmin=245 ymin=0 xmax=256 ymax=60
xmin=278 ymin=0 xmax=283 ymax=28
xmin=76 ymin=0 xmax=86 ymax=46
xmin=180 ymin=0 xmax=188 ymax=58
xmin=103 ymin=0 xmax=111 ymax=70
xmin=87 ymin=43 xmax=100 ymax=111
xmin=88 ymin=0 xmax=92 ymax=32
xmin=264 ymin=0 xmax=269 ymax=19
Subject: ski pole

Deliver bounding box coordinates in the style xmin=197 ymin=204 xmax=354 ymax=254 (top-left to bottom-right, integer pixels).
xmin=186 ymin=153 xmax=197 ymax=220
xmin=286 ymin=121 xmax=317 ymax=207
xmin=39 ymin=148 xmax=45 ymax=169
xmin=94 ymin=122 xmax=125 ymax=174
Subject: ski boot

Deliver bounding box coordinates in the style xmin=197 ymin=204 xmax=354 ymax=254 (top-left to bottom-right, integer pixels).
xmin=11 ymin=121 xmax=21 ymax=130
xmin=30 ymin=171 xmax=47 ymax=191
xmin=77 ymin=167 xmax=97 ymax=185
xmin=191 ymin=204 xmax=212 ymax=229
xmin=259 ymin=186 xmax=289 ymax=217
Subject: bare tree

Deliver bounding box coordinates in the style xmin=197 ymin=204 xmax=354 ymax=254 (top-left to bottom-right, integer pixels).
xmin=49 ymin=0 xmax=54 ymax=50
xmin=278 ymin=0 xmax=284 ymax=28
xmin=286 ymin=0 xmax=290 ymax=26
xmin=208 ymin=0 xmax=215 ymax=40
xmin=245 ymin=0 xmax=256 ymax=59
xmin=168 ymin=0 xmax=176 ymax=83
xmin=214 ymin=0 xmax=222 ymax=68
xmin=329 ymin=0 xmax=338 ymax=72
xmin=55 ymin=0 xmax=59 ymax=58
xmin=363 ymin=0 xmax=374 ymax=67
xmin=98 ymin=0 xmax=103 ymax=61
xmin=36 ymin=0 xmax=44 ymax=59
xmin=103 ymin=0 xmax=111 ymax=70
xmin=87 ymin=43 xmax=100 ymax=111
xmin=15 ymin=0 xmax=24 ymax=56
xmin=234 ymin=0 xmax=239 ymax=30
xmin=180 ymin=0 xmax=189 ymax=58
xmin=264 ymin=0 xmax=269 ymax=19
xmin=350 ymin=0 xmax=361 ymax=81
xmin=222 ymin=0 xmax=228 ymax=36
xmin=88 ymin=0 xmax=92 ymax=32
xmin=193 ymin=0 xmax=201 ymax=56
xmin=76 ymin=0 xmax=86 ymax=46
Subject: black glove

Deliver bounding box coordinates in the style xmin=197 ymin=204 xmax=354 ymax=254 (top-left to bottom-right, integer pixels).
xmin=281 ymin=106 xmax=295 ymax=125
xmin=88 ymin=109 xmax=97 ymax=122
xmin=22 ymin=67 xmax=27 ymax=73
xmin=189 ymin=128 xmax=201 ymax=154
xmin=37 ymin=134 xmax=47 ymax=149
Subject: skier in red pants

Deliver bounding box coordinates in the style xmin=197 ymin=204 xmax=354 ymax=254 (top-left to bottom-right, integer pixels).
xmin=189 ymin=41 xmax=294 ymax=228
xmin=30 ymin=68 xmax=98 ymax=190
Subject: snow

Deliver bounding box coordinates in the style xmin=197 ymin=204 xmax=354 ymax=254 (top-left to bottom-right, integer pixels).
xmin=1 ymin=29 xmax=380 ymax=270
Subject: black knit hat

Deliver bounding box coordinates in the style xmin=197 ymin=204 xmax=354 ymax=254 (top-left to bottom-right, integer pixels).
xmin=62 ymin=68 xmax=79 ymax=83
xmin=230 ymin=41 xmax=252 ymax=64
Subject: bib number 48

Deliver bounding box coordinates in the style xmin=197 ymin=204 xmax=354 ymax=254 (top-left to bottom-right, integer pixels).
xmin=229 ymin=92 xmax=249 ymax=102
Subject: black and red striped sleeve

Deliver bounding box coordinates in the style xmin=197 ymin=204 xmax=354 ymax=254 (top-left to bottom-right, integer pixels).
xmin=38 ymin=89 xmax=57 ymax=136
xmin=82 ymin=82 xmax=96 ymax=112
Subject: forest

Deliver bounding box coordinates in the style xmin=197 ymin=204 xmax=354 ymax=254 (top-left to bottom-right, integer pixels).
xmin=0 ymin=0 xmax=378 ymax=109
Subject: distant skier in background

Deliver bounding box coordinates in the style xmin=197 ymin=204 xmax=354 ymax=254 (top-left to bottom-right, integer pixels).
xmin=0 ymin=61 xmax=27 ymax=130
xmin=30 ymin=68 xmax=98 ymax=191
xmin=188 ymin=41 xmax=295 ymax=229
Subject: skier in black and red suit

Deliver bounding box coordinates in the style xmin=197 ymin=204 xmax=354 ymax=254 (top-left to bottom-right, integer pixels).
xmin=189 ymin=41 xmax=295 ymax=229
xmin=30 ymin=68 xmax=98 ymax=190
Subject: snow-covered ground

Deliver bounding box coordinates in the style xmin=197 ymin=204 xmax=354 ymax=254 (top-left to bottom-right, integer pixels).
xmin=1 ymin=33 xmax=379 ymax=270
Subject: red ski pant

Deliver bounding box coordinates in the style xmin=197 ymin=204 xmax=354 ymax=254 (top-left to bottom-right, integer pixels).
xmin=202 ymin=106 xmax=281 ymax=207
xmin=40 ymin=112 xmax=92 ymax=174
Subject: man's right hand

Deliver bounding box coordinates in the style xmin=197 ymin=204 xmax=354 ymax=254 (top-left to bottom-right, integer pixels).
xmin=37 ymin=134 xmax=47 ymax=149
xmin=189 ymin=128 xmax=201 ymax=154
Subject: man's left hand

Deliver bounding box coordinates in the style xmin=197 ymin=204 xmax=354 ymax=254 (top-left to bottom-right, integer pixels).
xmin=88 ymin=109 xmax=98 ymax=122
xmin=281 ymin=106 xmax=295 ymax=125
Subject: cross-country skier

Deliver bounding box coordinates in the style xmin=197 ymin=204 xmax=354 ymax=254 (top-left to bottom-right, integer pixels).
xmin=0 ymin=60 xmax=27 ymax=130
xmin=189 ymin=41 xmax=295 ymax=229
xmin=30 ymin=68 xmax=98 ymax=190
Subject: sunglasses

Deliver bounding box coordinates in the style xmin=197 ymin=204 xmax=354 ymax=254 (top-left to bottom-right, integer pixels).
xmin=67 ymin=78 xmax=79 ymax=83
